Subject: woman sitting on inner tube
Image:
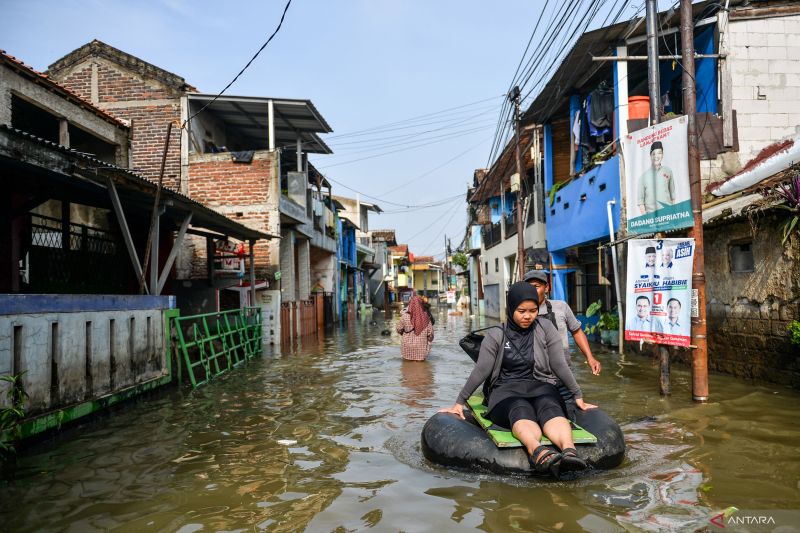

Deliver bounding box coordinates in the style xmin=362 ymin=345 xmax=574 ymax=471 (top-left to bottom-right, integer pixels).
xmin=439 ymin=281 xmax=598 ymax=476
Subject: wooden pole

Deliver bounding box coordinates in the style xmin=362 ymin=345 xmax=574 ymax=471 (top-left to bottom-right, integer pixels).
xmin=140 ymin=121 xmax=173 ymax=294
xmin=511 ymin=85 xmax=526 ymax=280
xmin=681 ymin=0 xmax=709 ymax=402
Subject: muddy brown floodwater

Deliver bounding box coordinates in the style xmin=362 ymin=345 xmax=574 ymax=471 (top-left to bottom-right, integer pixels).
xmin=1 ymin=308 xmax=799 ymax=532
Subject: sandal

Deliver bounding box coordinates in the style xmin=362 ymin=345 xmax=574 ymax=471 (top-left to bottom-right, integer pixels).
xmin=559 ymin=447 xmax=588 ymax=472
xmin=529 ymin=445 xmax=562 ymax=477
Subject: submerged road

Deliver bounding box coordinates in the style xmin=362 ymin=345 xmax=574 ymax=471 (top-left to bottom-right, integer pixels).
xmin=1 ymin=307 xmax=799 ymax=532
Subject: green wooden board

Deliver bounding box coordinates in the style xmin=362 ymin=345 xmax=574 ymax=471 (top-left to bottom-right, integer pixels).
xmin=466 ymin=395 xmax=597 ymax=448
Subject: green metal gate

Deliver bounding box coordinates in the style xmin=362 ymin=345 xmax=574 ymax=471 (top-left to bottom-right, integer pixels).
xmin=172 ymin=307 xmax=263 ymax=387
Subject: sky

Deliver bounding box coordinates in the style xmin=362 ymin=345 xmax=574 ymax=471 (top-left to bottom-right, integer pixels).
xmin=1 ymin=0 xmax=646 ymax=258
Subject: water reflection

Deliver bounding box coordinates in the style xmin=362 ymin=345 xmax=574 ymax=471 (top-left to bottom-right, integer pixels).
xmin=1 ymin=311 xmax=799 ymax=532
xmin=400 ymin=360 xmax=434 ymax=412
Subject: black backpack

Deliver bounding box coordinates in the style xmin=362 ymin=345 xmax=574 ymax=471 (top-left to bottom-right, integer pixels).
xmin=458 ymin=325 xmax=505 ymax=405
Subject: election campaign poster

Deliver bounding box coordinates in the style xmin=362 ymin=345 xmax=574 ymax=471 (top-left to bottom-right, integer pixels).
xmin=623 ymin=116 xmax=692 ymax=234
xmin=625 ymin=238 xmax=694 ymax=347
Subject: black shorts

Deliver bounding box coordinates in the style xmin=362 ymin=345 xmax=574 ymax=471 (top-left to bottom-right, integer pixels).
xmin=489 ymin=385 xmax=567 ymax=430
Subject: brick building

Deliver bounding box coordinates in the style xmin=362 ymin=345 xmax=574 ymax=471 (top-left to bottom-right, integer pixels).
xmin=1 ymin=49 xmax=268 ymax=434
xmin=47 ymin=40 xmax=187 ymax=189
xmin=47 ymin=41 xmax=336 ymax=343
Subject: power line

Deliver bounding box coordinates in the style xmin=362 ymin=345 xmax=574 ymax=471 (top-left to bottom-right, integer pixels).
xmin=326 ymin=95 xmax=503 ymax=140
xmin=328 ymin=106 xmax=498 ymax=150
xmin=324 ymin=119 xmax=496 ymax=158
xmin=398 ymin=196 xmax=466 ymax=242
xmin=419 ymin=204 xmax=463 ymax=256
xmin=182 ymin=0 xmax=292 ymax=128
xmin=317 ymin=124 xmax=491 ymax=169
xmin=323 ymin=172 xmax=465 ymax=208
xmin=378 ymin=135 xmax=493 ymax=196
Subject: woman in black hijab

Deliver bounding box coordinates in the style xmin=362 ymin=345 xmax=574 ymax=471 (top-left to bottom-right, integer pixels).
xmin=440 ymin=282 xmax=596 ymax=476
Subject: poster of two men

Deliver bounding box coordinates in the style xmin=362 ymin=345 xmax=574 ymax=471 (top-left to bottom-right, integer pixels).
xmin=622 ymin=116 xmax=695 ymax=347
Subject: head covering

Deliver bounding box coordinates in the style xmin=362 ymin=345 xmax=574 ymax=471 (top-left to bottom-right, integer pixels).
xmin=645 ymin=246 xmax=656 ymax=254
xmin=406 ymin=295 xmax=431 ymax=335
xmin=504 ymin=282 xmax=540 ymax=358
xmin=506 ymin=282 xmax=540 ymax=332
xmin=650 ymin=141 xmax=663 ymax=152
xmin=523 ymin=270 xmax=549 ymax=284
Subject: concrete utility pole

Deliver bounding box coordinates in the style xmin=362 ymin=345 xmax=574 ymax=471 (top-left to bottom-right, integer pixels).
xmin=645 ymin=0 xmax=662 ymax=124
xmin=681 ymin=0 xmax=709 ymax=401
xmin=444 ymin=234 xmax=449 ymax=291
xmin=510 ymin=85 xmax=526 ymax=280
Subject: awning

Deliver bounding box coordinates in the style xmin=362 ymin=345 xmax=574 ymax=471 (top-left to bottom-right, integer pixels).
xmin=0 ymin=125 xmax=273 ymax=242
xmin=187 ymin=93 xmax=332 ymax=154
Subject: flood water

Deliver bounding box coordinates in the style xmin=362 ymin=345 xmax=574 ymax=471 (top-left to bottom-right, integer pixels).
xmin=1 ymin=307 xmax=799 ymax=532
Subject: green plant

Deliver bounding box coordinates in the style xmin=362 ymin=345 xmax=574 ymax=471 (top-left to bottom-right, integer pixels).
xmin=548 ymin=180 xmax=568 ymax=207
xmin=583 ymin=299 xmax=619 ymax=334
xmin=598 ymin=311 xmax=620 ymax=331
xmin=789 ymin=320 xmax=800 ymax=347
xmin=0 ymin=371 xmax=28 ymax=458
xmin=451 ymin=251 xmax=468 ymax=270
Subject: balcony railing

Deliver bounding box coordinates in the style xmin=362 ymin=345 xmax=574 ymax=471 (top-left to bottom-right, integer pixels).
xmin=481 ymin=221 xmax=502 ymax=250
xmin=504 ymin=211 xmax=517 ymax=239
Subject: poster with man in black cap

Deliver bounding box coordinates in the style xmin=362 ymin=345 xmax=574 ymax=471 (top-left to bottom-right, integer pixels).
xmin=625 ymin=238 xmax=694 ymax=347
xmin=623 ymin=116 xmax=692 ymax=234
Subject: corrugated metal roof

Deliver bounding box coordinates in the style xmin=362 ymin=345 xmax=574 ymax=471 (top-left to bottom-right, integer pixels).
xmin=703 ymin=192 xmax=782 ymax=226
xmin=187 ymin=93 xmax=332 ymax=154
xmin=0 ymin=124 xmax=274 ymax=241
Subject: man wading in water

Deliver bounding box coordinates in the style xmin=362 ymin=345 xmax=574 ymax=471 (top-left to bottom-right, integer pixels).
xmin=523 ymin=270 xmax=601 ymax=409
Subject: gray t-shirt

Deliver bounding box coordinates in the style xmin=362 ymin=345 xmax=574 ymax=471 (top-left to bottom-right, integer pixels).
xmin=538 ymin=299 xmax=582 ymax=365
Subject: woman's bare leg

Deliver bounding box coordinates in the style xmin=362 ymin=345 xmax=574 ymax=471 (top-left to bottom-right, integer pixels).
xmin=511 ymin=419 xmax=545 ymax=457
xmin=541 ymin=416 xmax=575 ymax=451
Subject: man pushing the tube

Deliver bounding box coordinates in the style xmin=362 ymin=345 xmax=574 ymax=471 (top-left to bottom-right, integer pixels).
xmin=524 ymin=270 xmax=601 ymax=405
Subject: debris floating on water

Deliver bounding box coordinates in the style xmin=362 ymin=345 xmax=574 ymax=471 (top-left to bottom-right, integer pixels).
xmin=276 ymin=439 xmax=297 ymax=446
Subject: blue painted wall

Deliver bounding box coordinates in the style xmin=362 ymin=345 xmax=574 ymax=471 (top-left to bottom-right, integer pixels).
xmin=659 ymin=25 xmax=717 ymax=114
xmin=544 ymin=123 xmax=554 ymax=192
xmin=569 ymin=94 xmax=582 ymax=174
xmin=546 ymin=154 xmax=621 ymax=253
xmin=338 ymin=220 xmax=357 ymax=268
xmin=0 ymin=294 xmax=176 ymax=315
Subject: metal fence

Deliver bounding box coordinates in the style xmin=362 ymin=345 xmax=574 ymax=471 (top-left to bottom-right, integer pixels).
xmin=28 ymin=214 xmax=127 ymax=293
xmin=172 ymin=307 xmax=263 ymax=388
xmin=482 ymin=222 xmax=502 ymax=250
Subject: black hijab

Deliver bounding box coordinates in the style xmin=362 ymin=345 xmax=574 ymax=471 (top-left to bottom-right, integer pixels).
xmin=505 ymin=281 xmax=540 ymax=356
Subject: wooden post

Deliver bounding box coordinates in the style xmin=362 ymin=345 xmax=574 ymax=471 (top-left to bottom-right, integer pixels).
xmin=681 ymin=0 xmax=709 ymax=402
xmin=659 ymin=345 xmax=671 ymax=395
xmin=106 ymin=177 xmax=147 ymax=293
xmin=249 ymin=239 xmax=256 ymax=307
xmin=140 ymin=121 xmax=172 ymax=294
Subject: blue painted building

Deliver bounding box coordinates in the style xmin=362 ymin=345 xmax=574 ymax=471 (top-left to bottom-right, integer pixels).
xmin=519 ymin=5 xmax=723 ymax=315
xmin=337 ymin=217 xmax=358 ymax=321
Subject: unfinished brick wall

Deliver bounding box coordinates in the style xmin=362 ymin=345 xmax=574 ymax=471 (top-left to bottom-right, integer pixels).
xmin=656 ymin=214 xmax=800 ymax=388
xmin=49 ymin=58 xmax=183 ymax=188
xmin=187 ymin=151 xmax=277 ymax=279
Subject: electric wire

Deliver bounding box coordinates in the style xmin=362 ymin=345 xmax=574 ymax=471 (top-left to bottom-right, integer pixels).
xmin=322 ymin=172 xmax=466 ymax=208
xmin=399 ymin=195 xmax=466 ymax=243
xmin=378 ymin=135 xmax=493 ymax=196
xmin=324 ymin=119 xmax=496 ymax=158
xmin=317 ymin=124 xmax=493 ymax=169
xmin=326 ymin=95 xmax=504 ymax=140
xmin=182 ymin=0 xmax=292 ymax=128
xmin=328 ymin=104 xmax=499 ymax=147
xmin=419 ymin=203 xmax=463 ymax=256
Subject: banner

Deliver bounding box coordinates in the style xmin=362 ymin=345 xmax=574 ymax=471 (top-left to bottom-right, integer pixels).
xmin=625 ymin=238 xmax=694 ymax=347
xmin=623 ymin=116 xmax=692 ymax=234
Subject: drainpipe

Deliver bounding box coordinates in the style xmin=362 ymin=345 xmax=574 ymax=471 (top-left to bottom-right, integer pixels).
xmin=607 ymin=199 xmax=623 ymax=354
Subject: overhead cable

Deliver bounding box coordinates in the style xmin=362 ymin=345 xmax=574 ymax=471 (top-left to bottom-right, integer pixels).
xmin=182 ymin=0 xmax=292 ymax=128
